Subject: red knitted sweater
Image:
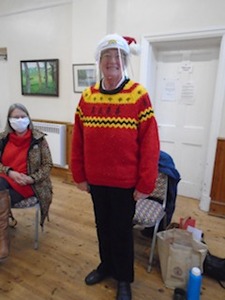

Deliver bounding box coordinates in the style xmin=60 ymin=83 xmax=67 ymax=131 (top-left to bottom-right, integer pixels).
xmin=71 ymin=79 xmax=160 ymax=194
xmin=0 ymin=130 xmax=34 ymax=198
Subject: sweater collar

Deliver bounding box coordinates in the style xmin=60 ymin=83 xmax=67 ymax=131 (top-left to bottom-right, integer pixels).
xmin=100 ymin=77 xmax=130 ymax=94
xmin=9 ymin=129 xmax=32 ymax=147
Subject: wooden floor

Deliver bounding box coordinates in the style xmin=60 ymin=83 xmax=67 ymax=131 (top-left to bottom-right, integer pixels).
xmin=0 ymin=176 xmax=225 ymax=300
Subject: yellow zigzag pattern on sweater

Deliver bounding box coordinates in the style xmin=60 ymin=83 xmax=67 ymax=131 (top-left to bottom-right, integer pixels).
xmin=76 ymin=107 xmax=154 ymax=129
xmin=83 ymin=81 xmax=147 ymax=104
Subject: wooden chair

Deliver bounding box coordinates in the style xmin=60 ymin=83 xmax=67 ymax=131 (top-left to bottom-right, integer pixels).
xmin=10 ymin=197 xmax=40 ymax=250
xmin=133 ymin=172 xmax=168 ymax=272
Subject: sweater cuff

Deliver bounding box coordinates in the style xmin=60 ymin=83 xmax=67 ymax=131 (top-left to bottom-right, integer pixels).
xmin=30 ymin=175 xmax=36 ymax=182
xmin=6 ymin=167 xmax=13 ymax=176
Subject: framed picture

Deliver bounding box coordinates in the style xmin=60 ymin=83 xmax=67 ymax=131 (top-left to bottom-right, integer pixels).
xmin=20 ymin=59 xmax=59 ymax=96
xmin=73 ymin=64 xmax=96 ymax=93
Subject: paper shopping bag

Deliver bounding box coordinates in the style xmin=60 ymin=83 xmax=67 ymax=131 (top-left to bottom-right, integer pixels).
xmin=157 ymin=228 xmax=208 ymax=289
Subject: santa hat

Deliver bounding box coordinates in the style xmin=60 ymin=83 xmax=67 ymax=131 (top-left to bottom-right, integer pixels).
xmin=95 ymin=33 xmax=141 ymax=61
xmin=123 ymin=36 xmax=141 ymax=55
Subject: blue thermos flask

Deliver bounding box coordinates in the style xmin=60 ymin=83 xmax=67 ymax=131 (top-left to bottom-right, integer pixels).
xmin=187 ymin=267 xmax=202 ymax=300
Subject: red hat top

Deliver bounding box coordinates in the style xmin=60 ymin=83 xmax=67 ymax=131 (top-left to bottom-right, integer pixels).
xmin=123 ymin=36 xmax=141 ymax=55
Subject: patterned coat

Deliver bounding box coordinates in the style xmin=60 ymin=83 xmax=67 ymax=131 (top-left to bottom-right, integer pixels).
xmin=0 ymin=129 xmax=53 ymax=226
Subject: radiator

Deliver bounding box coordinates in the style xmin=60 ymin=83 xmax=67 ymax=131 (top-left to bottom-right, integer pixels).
xmin=33 ymin=121 xmax=66 ymax=167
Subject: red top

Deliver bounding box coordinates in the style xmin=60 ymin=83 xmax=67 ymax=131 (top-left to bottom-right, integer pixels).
xmin=71 ymin=80 xmax=160 ymax=194
xmin=0 ymin=130 xmax=34 ymax=198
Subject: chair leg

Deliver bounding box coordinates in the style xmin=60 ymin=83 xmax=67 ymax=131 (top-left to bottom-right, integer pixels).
xmin=9 ymin=209 xmax=17 ymax=228
xmin=162 ymin=214 xmax=167 ymax=230
xmin=34 ymin=205 xmax=39 ymax=250
xmin=147 ymin=222 xmax=160 ymax=272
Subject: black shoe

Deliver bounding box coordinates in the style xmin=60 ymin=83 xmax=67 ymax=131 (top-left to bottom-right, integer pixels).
xmin=116 ymin=282 xmax=132 ymax=300
xmin=173 ymin=288 xmax=186 ymax=300
xmin=85 ymin=269 xmax=107 ymax=285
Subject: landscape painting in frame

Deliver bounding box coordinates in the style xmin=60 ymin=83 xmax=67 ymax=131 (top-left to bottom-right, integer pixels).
xmin=73 ymin=64 xmax=96 ymax=93
xmin=20 ymin=59 xmax=59 ymax=96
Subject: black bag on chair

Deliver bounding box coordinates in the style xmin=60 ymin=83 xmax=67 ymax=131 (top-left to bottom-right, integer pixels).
xmin=203 ymin=252 xmax=225 ymax=288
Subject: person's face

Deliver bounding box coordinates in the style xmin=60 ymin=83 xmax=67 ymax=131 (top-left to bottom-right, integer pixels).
xmin=9 ymin=108 xmax=30 ymax=134
xmin=100 ymin=49 xmax=126 ymax=80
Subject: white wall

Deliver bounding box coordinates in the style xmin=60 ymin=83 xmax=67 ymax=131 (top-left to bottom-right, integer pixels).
xmin=0 ymin=0 xmax=225 ymax=137
xmin=0 ymin=0 xmax=73 ymax=129
xmin=71 ymin=0 xmax=109 ymax=119
xmin=220 ymin=100 xmax=225 ymax=136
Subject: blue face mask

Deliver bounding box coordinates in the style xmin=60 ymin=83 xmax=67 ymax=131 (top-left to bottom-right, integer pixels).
xmin=9 ymin=117 xmax=30 ymax=133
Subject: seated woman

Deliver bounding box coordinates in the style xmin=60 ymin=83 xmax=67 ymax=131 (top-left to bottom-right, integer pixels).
xmin=0 ymin=103 xmax=53 ymax=260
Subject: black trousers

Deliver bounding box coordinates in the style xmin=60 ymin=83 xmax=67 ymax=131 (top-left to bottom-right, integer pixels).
xmin=89 ymin=185 xmax=136 ymax=283
xmin=0 ymin=177 xmax=24 ymax=205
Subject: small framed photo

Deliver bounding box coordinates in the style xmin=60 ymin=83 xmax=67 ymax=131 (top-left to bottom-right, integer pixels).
xmin=73 ymin=64 xmax=96 ymax=93
xmin=20 ymin=59 xmax=59 ymax=96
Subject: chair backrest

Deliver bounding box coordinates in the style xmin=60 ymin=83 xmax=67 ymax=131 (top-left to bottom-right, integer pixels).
xmin=148 ymin=172 xmax=168 ymax=209
xmin=133 ymin=172 xmax=168 ymax=227
xmin=133 ymin=172 xmax=169 ymax=272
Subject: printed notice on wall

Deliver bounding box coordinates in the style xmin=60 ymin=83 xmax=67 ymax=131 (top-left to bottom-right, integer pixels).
xmin=161 ymin=79 xmax=177 ymax=101
xmin=179 ymin=60 xmax=193 ymax=73
xmin=180 ymin=81 xmax=195 ymax=105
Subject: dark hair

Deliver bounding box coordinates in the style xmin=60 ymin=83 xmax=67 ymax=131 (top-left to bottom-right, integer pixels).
xmin=5 ymin=103 xmax=34 ymax=132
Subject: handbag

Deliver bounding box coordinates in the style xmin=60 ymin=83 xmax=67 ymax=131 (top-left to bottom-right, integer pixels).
xmin=203 ymin=251 xmax=225 ymax=288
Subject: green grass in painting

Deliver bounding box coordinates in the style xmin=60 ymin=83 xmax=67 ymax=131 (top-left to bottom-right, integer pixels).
xmin=22 ymin=67 xmax=57 ymax=95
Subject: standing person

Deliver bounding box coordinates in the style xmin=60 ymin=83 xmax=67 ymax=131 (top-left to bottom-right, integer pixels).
xmin=0 ymin=103 xmax=53 ymax=260
xmin=71 ymin=33 xmax=160 ymax=300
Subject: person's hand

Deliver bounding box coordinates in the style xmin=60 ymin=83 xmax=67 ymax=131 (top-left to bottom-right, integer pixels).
xmin=75 ymin=181 xmax=90 ymax=193
xmin=20 ymin=174 xmax=34 ymax=184
xmin=8 ymin=171 xmax=34 ymax=185
xmin=133 ymin=189 xmax=149 ymax=201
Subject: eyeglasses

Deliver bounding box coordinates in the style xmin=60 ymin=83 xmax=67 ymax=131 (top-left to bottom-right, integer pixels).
xmin=101 ymin=53 xmax=126 ymax=61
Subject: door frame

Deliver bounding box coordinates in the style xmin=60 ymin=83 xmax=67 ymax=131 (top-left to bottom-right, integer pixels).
xmin=139 ymin=27 xmax=225 ymax=212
